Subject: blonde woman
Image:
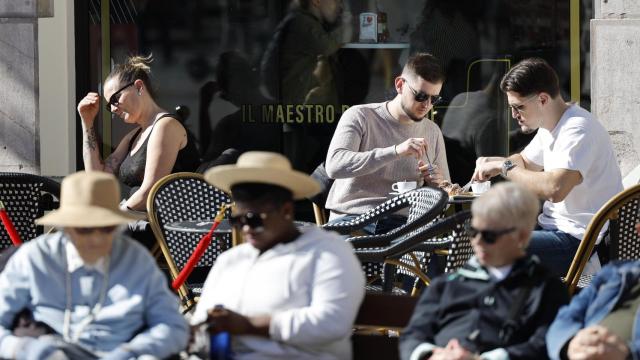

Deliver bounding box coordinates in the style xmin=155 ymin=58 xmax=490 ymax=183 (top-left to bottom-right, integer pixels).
xmin=77 ymin=54 xmax=200 ymax=212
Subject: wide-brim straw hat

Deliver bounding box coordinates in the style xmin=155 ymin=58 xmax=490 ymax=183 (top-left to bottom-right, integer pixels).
xmin=204 ymin=151 xmax=321 ymax=200
xmin=36 ymin=171 xmax=144 ymax=227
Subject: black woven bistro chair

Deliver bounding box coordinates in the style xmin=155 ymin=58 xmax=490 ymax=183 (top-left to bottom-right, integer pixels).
xmin=0 ymin=172 xmax=61 ymax=249
xmin=322 ymin=187 xmax=449 ymax=291
xmin=322 ymin=187 xmax=448 ymax=236
xmin=564 ymin=184 xmax=640 ymax=295
xmin=351 ymin=210 xmax=473 ymax=295
xmin=147 ymin=172 xmax=232 ymax=309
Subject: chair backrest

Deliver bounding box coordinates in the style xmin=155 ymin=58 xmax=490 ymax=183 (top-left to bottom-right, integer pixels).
xmin=0 ymin=173 xmax=60 ymax=248
xmin=564 ymin=184 xmax=640 ymax=294
xmin=147 ymin=172 xmax=232 ymax=302
xmin=309 ymin=162 xmax=334 ymax=225
xmin=332 ymin=187 xmax=449 ymax=283
xmin=324 ymin=187 xmax=449 ymax=235
xmin=441 ymin=211 xmax=474 ymax=273
xmin=387 ymin=210 xmax=473 ymax=286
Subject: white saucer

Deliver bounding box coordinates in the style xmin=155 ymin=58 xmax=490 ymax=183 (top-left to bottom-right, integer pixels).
xmin=389 ymin=191 xmax=400 ymax=196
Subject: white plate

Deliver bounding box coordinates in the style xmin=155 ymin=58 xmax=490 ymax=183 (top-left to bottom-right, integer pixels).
xmin=389 ymin=192 xmax=400 ymax=196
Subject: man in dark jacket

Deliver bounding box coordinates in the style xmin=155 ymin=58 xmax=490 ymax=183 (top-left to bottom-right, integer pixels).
xmin=400 ymin=182 xmax=569 ymax=360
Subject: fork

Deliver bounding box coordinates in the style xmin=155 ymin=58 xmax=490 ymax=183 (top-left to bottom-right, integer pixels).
xmin=423 ymin=150 xmax=434 ymax=173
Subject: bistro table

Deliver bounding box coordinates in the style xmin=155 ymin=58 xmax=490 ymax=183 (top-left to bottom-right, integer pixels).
xmin=164 ymin=219 xmax=316 ymax=245
xmin=447 ymin=194 xmax=480 ymax=205
xmin=164 ymin=219 xmax=315 ymax=233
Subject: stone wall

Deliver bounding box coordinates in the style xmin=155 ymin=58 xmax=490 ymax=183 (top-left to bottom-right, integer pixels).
xmin=592 ymin=0 xmax=640 ymax=178
xmin=0 ymin=0 xmax=52 ymax=173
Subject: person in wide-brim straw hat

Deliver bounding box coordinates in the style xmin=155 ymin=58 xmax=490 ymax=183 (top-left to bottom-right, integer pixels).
xmin=192 ymin=151 xmax=365 ymax=359
xmin=0 ymin=171 xmax=189 ymax=358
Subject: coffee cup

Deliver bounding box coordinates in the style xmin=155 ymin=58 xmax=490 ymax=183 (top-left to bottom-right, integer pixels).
xmin=471 ymin=181 xmax=491 ymax=194
xmin=392 ymin=181 xmax=417 ymax=193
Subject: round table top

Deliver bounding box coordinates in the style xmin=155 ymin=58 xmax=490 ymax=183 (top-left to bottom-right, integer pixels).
xmin=164 ymin=219 xmax=316 ymax=233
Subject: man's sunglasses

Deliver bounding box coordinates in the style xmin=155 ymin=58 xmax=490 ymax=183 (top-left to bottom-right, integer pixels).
xmin=401 ymin=78 xmax=443 ymax=105
xmin=508 ymin=94 xmax=538 ymax=116
xmin=73 ymin=226 xmax=118 ymax=235
xmin=228 ymin=212 xmax=270 ymax=229
xmin=105 ymin=81 xmax=136 ymax=113
xmin=465 ymin=223 xmax=515 ymax=244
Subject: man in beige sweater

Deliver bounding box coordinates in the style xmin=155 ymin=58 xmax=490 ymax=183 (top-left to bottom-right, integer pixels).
xmin=325 ymin=53 xmax=450 ymax=234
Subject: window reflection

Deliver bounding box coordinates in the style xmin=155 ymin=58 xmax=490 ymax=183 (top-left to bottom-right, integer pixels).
xmin=83 ymin=0 xmax=590 ymax=175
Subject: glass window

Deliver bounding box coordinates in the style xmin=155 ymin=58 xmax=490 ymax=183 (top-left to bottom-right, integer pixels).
xmin=78 ymin=0 xmax=591 ymax=181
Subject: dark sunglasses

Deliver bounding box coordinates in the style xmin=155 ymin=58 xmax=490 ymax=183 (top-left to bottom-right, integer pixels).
xmin=105 ymin=81 xmax=136 ymax=113
xmin=465 ymin=223 xmax=515 ymax=244
xmin=73 ymin=226 xmax=118 ymax=235
xmin=228 ymin=212 xmax=270 ymax=229
xmin=401 ymin=78 xmax=443 ymax=105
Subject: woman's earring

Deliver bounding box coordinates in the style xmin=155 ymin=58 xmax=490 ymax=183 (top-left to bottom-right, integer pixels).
xmin=137 ymin=90 xmax=142 ymax=96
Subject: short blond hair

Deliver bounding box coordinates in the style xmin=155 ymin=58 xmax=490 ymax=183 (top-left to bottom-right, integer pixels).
xmin=471 ymin=182 xmax=539 ymax=231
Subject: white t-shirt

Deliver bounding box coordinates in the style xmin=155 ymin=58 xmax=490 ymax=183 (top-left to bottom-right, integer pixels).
xmin=192 ymin=227 xmax=365 ymax=360
xmin=521 ymin=104 xmax=622 ymax=241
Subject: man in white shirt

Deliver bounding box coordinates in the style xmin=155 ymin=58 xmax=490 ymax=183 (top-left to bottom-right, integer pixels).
xmin=192 ymin=151 xmax=365 ymax=359
xmin=473 ymin=58 xmax=623 ymax=277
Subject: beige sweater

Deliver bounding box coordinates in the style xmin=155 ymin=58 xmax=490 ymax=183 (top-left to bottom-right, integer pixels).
xmin=325 ymin=102 xmax=450 ymax=218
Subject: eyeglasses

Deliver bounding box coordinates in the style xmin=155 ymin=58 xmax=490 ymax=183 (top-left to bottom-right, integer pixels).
xmin=401 ymin=78 xmax=443 ymax=105
xmin=228 ymin=212 xmax=270 ymax=229
xmin=508 ymin=95 xmax=538 ymax=115
xmin=465 ymin=223 xmax=515 ymax=244
xmin=105 ymin=81 xmax=136 ymax=113
xmin=72 ymin=226 xmax=118 ymax=235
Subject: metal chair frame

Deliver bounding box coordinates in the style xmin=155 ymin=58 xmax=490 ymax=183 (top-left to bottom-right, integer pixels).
xmin=147 ymin=172 xmax=232 ymax=309
xmin=564 ymin=184 xmax=640 ymax=295
xmin=352 ymin=210 xmax=472 ymax=295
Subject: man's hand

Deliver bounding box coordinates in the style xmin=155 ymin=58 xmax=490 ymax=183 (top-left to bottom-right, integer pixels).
xmin=396 ymin=138 xmax=428 ymax=160
xmin=567 ymin=325 xmax=629 ymax=360
xmin=472 ymin=157 xmax=506 ymax=182
xmin=206 ymin=307 xmax=270 ymax=337
xmin=429 ymin=339 xmax=479 ymax=360
xmin=77 ymin=92 xmax=101 ymax=126
xmin=207 ymin=307 xmax=252 ymax=335
xmin=418 ymin=160 xmax=444 ymax=187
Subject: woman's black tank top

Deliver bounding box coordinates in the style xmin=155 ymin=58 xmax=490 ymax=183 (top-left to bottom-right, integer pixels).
xmin=118 ymin=113 xmax=200 ymax=188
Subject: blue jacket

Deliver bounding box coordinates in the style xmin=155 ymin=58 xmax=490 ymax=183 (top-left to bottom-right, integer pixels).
xmin=547 ymin=261 xmax=640 ymax=359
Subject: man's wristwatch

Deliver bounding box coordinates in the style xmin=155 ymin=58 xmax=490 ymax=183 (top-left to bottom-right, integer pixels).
xmin=501 ymin=160 xmax=516 ymax=178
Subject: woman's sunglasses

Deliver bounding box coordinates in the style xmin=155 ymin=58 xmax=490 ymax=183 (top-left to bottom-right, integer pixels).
xmin=105 ymin=81 xmax=136 ymax=113
xmin=73 ymin=226 xmax=118 ymax=235
xmin=228 ymin=212 xmax=270 ymax=229
xmin=465 ymin=223 xmax=515 ymax=244
xmin=401 ymin=78 xmax=443 ymax=105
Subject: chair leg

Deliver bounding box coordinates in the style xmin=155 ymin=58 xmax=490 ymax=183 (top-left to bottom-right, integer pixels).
xmin=382 ymin=264 xmax=396 ymax=292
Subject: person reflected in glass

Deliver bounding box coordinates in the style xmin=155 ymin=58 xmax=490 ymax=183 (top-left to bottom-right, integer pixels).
xmin=261 ymin=0 xmax=344 ymax=172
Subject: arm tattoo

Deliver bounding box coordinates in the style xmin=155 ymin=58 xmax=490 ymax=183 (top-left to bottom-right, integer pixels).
xmin=85 ymin=126 xmax=98 ymax=151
